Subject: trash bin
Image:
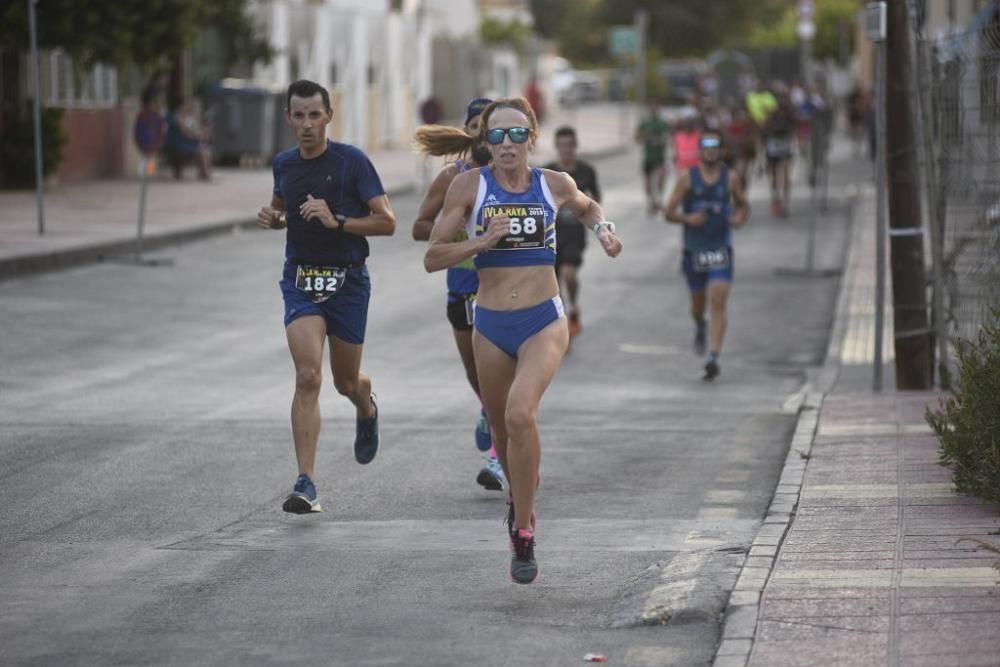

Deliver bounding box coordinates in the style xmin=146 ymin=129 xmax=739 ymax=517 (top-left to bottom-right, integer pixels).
xmin=272 ymin=92 xmax=296 ymax=157
xmin=205 ymin=80 xmax=276 ymax=165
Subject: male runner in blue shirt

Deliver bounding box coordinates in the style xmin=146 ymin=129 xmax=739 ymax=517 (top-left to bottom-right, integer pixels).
xmin=257 ymin=79 xmax=396 ymax=513
xmin=664 ymin=128 xmax=749 ymax=380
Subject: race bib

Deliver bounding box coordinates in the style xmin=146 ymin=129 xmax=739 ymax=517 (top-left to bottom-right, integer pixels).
xmin=693 ymin=248 xmax=730 ymax=273
xmin=482 ymin=203 xmax=546 ymax=250
xmin=295 ymin=264 xmax=347 ymax=303
xmin=766 ymin=137 xmax=792 ymax=156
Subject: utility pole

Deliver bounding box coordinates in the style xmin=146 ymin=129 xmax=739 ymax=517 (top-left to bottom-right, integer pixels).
xmin=634 ymin=10 xmax=648 ymax=108
xmin=885 ymin=0 xmax=932 ymax=389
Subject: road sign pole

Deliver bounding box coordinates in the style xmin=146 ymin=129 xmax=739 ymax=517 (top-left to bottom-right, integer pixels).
xmin=28 ymin=0 xmax=45 ymax=236
xmin=867 ymin=2 xmax=888 ymax=392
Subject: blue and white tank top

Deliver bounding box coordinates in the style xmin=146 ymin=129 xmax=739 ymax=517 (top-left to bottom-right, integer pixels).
xmin=682 ymin=165 xmax=732 ymax=253
xmin=446 ymin=159 xmax=480 ymax=298
xmin=468 ymin=167 xmax=558 ymax=269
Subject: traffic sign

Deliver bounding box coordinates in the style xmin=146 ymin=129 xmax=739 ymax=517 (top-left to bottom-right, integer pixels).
xmin=796 ymin=19 xmax=816 ymax=41
xmin=608 ymin=26 xmax=637 ymax=58
xmin=865 ymin=2 xmax=887 ymax=41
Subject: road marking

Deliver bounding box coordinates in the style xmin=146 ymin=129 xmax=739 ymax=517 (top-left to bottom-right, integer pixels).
xmin=166 ymin=518 xmax=760 ymax=553
xmin=705 ymin=490 xmax=748 ymax=504
xmin=619 ymin=343 xmax=685 ymax=355
xmin=624 ymin=646 xmax=685 ymax=665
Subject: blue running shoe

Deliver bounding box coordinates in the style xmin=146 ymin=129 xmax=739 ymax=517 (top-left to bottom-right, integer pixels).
xmin=474 ymin=409 xmax=492 ymax=452
xmin=282 ymin=473 xmax=322 ymax=514
xmin=476 ymin=456 xmax=506 ymax=491
xmin=354 ymin=392 xmax=379 ymax=464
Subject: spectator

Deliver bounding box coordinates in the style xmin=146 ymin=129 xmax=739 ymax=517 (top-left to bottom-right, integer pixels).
xmin=165 ymin=97 xmax=212 ymax=181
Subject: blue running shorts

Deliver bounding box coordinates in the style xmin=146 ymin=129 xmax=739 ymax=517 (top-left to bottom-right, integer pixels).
xmin=474 ymin=296 xmax=565 ymax=358
xmin=682 ymin=247 xmax=734 ymax=293
xmin=280 ymin=262 xmax=371 ymax=344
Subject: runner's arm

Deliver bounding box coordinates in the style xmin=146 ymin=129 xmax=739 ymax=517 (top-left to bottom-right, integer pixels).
xmin=545 ymin=170 xmax=604 ymax=228
xmin=412 ymin=164 xmax=458 ymax=241
xmin=728 ymin=170 xmax=750 ymax=228
xmin=257 ymin=195 xmax=286 ymax=230
xmin=545 ymin=170 xmax=621 ymax=257
xmin=342 ymin=195 xmax=397 ymax=237
xmin=664 ymin=170 xmax=705 ymax=226
xmin=424 ymin=171 xmax=502 ymax=272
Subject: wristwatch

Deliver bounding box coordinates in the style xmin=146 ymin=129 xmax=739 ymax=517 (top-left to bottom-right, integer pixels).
xmin=334 ymin=212 xmax=347 ymax=231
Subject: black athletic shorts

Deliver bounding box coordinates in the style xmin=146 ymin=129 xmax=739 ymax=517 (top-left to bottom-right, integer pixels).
xmin=446 ymin=294 xmax=474 ymax=332
xmin=555 ymin=222 xmax=586 ymax=269
xmin=642 ymin=158 xmax=665 ymax=176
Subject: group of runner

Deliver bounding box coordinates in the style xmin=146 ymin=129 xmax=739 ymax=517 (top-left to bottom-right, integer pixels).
xmin=256 ymin=74 xmax=765 ymax=583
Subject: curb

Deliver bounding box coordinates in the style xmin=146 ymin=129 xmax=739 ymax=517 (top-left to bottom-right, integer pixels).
xmin=0 ymin=145 xmax=630 ymax=283
xmin=711 ymin=187 xmax=863 ymax=667
xmin=0 ymin=182 xmax=418 ymax=283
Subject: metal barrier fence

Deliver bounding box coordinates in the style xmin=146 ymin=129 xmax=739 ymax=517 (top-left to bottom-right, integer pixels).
xmin=914 ymin=14 xmax=1000 ymax=386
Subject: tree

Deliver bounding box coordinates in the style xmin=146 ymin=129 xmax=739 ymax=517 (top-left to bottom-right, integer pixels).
xmin=530 ymin=0 xmax=789 ymax=67
xmin=0 ymin=0 xmax=271 ymax=76
xmin=744 ymin=0 xmax=857 ymax=62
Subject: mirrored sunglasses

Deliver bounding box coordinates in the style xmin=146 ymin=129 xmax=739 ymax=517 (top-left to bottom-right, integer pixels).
xmin=700 ymin=137 xmax=722 ymax=149
xmin=486 ymin=126 xmax=531 ymax=145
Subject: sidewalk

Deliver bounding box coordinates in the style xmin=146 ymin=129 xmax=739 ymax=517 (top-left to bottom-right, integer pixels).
xmin=715 ymin=182 xmax=1000 ymax=665
xmin=0 ymin=103 xmax=634 ymax=280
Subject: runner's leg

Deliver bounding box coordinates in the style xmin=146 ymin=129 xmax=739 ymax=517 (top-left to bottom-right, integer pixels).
xmin=707 ymin=280 xmax=731 ymax=355
xmin=286 ymin=316 xmax=327 ymax=478
xmin=473 ymin=331 xmax=517 ymax=478
xmin=505 ymin=319 xmax=568 ymax=531
xmin=329 ymin=335 xmax=375 ymax=419
xmin=452 ymin=327 xmax=480 ymax=395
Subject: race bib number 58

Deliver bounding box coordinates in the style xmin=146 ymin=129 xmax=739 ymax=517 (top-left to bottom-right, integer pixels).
xmin=482 ymin=203 xmax=546 ymax=250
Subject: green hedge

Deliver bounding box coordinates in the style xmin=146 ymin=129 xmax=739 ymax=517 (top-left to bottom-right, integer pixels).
xmin=1 ymin=103 xmax=66 ymax=188
xmin=927 ymin=311 xmax=1000 ymax=503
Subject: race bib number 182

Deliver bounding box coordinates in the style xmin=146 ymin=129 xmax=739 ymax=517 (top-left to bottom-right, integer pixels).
xmin=482 ymin=203 xmax=546 ymax=250
xmin=295 ymin=264 xmax=346 ymax=303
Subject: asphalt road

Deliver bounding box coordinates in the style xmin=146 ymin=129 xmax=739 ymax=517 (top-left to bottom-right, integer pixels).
xmin=0 ymin=147 xmax=854 ymax=666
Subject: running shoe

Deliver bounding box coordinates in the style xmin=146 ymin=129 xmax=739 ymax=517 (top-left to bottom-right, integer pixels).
xmin=476 ymin=456 xmax=506 ymax=491
xmin=694 ymin=322 xmax=707 ymax=356
xmin=474 ymin=409 xmax=492 ymax=452
xmin=509 ymin=528 xmax=539 ymax=584
xmin=703 ymin=359 xmax=720 ymax=381
xmin=354 ymin=392 xmax=379 ymax=464
xmin=282 ymin=473 xmax=322 ymax=514
xmin=568 ymin=309 xmax=582 ymax=338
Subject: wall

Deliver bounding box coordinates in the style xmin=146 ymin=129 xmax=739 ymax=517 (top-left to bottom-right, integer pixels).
xmin=56 ymin=107 xmax=123 ymax=182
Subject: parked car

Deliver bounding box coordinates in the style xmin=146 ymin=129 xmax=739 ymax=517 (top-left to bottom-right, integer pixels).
xmin=659 ymin=58 xmax=710 ymax=106
xmin=553 ymin=57 xmax=601 ymax=106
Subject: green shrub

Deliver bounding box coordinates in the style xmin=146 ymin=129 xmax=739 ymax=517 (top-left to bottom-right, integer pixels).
xmin=0 ymin=103 xmax=66 ymax=188
xmin=927 ymin=310 xmax=1000 ymax=503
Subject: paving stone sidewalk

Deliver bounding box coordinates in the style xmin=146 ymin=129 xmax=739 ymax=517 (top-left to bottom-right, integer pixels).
xmin=715 ymin=184 xmax=1000 ymax=667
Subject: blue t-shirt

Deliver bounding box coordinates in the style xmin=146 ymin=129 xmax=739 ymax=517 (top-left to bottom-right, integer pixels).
xmin=468 ymin=167 xmax=558 ymax=270
xmin=682 ymin=165 xmax=732 ymax=253
xmin=272 ymin=140 xmax=385 ymax=265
